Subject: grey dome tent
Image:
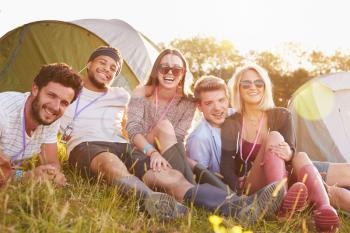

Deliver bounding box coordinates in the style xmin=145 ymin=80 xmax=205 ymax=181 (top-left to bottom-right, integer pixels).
xmin=288 ymin=72 xmax=350 ymax=162
xmin=0 ymin=19 xmax=159 ymax=92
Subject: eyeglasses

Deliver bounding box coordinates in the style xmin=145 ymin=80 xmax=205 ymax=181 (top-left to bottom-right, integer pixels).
xmin=239 ymin=80 xmax=265 ymax=89
xmin=158 ymin=64 xmax=184 ymax=76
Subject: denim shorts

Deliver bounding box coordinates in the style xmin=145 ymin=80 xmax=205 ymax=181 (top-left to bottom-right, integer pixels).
xmin=312 ymin=161 xmax=330 ymax=181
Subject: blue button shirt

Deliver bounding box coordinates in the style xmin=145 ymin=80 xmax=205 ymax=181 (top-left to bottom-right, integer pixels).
xmin=186 ymin=118 xmax=222 ymax=173
xmin=186 ymin=108 xmax=235 ymax=174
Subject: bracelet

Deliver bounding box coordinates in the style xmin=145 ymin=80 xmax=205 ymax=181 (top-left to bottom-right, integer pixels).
xmin=147 ymin=149 xmax=158 ymax=157
xmin=15 ymin=170 xmax=23 ymax=181
xmin=143 ymin=143 xmax=154 ymax=155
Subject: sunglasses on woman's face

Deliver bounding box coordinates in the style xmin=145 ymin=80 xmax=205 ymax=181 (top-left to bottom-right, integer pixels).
xmin=239 ymin=79 xmax=265 ymax=89
xmin=158 ymin=64 xmax=184 ymax=77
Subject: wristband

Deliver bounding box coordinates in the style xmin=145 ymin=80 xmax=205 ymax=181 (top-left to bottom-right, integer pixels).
xmin=15 ymin=170 xmax=23 ymax=181
xmin=143 ymin=143 xmax=154 ymax=155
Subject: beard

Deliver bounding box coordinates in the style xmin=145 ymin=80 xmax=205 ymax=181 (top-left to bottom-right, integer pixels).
xmin=31 ymin=95 xmax=55 ymax=126
xmin=87 ymin=70 xmax=108 ymax=90
xmin=31 ymin=95 xmax=48 ymax=125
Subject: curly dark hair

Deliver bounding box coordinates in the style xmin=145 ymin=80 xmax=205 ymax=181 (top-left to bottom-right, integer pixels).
xmin=33 ymin=63 xmax=83 ymax=103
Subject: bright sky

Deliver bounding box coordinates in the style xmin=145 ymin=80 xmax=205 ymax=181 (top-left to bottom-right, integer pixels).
xmin=1 ymin=0 xmax=350 ymax=53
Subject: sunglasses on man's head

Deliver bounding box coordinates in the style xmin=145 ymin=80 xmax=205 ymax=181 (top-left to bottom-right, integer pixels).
xmin=157 ymin=64 xmax=184 ymax=76
xmin=239 ymin=79 xmax=265 ymax=89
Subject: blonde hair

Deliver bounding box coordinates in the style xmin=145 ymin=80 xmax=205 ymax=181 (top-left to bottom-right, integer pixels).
xmin=193 ymin=75 xmax=229 ymax=102
xmin=228 ymin=64 xmax=275 ymax=113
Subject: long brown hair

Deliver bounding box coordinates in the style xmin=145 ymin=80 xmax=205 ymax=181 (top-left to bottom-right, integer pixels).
xmin=144 ymin=49 xmax=192 ymax=98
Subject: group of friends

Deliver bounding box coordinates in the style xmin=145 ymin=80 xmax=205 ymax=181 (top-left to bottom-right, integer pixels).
xmin=1 ymin=46 xmax=349 ymax=232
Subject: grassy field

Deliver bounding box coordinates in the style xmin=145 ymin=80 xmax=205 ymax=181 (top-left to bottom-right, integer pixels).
xmin=0 ymin=163 xmax=349 ymax=233
xmin=1 ymin=142 xmax=349 ymax=233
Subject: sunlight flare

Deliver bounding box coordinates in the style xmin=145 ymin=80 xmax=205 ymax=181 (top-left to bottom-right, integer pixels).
xmin=293 ymin=82 xmax=334 ymax=121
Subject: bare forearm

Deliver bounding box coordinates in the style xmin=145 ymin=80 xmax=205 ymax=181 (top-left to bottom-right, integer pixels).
xmin=132 ymin=133 xmax=153 ymax=151
xmin=40 ymin=144 xmax=61 ymax=170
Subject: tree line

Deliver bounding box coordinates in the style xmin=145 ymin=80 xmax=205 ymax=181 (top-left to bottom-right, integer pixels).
xmin=160 ymin=36 xmax=350 ymax=107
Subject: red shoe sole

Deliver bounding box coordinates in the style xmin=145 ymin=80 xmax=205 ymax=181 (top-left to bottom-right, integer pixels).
xmin=281 ymin=182 xmax=308 ymax=212
xmin=314 ymin=206 xmax=340 ymax=232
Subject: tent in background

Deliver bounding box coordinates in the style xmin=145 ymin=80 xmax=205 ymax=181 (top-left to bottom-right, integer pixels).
xmin=288 ymin=72 xmax=350 ymax=162
xmin=0 ymin=19 xmax=159 ymax=92
xmin=72 ymin=19 xmax=159 ymax=90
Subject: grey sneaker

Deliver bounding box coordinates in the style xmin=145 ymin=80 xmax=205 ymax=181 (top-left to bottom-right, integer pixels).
xmin=233 ymin=181 xmax=285 ymax=224
xmin=144 ymin=192 xmax=188 ymax=221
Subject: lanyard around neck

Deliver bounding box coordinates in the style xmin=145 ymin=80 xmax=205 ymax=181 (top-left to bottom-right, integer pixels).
xmin=154 ymin=86 xmax=177 ymax=123
xmin=239 ymin=112 xmax=264 ymax=166
xmin=12 ymin=105 xmax=30 ymax=162
xmin=73 ymin=90 xmax=107 ymax=121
